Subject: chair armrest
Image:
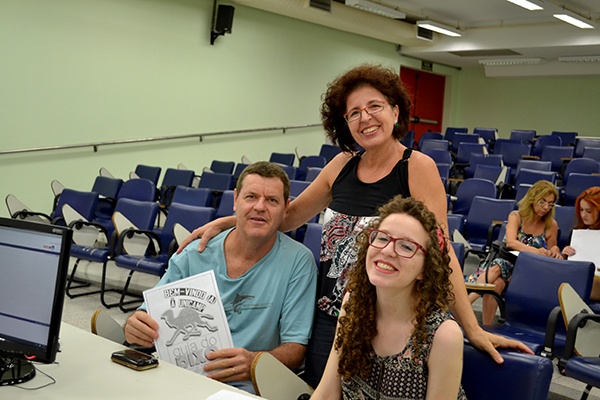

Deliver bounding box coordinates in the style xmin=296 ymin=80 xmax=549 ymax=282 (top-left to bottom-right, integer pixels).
xmin=12 ymin=210 xmax=52 ymax=222
xmin=541 ymin=306 xmax=562 ymax=359
xmin=98 ymin=196 xmax=117 ymax=209
xmin=465 ymin=282 xmax=496 ymax=291
xmin=497 ymin=182 xmax=515 ymax=199
xmin=563 ymin=313 xmax=600 ymax=360
xmin=485 ymin=220 xmax=503 ymax=251
xmin=114 ymin=228 xmax=161 ymax=257
xmin=68 ymin=220 xmax=110 ymax=247
xmin=466 ymin=282 xmax=506 ymax=323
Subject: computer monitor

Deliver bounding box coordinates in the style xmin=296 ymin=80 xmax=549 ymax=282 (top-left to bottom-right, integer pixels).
xmin=0 ymin=217 xmax=72 ymax=386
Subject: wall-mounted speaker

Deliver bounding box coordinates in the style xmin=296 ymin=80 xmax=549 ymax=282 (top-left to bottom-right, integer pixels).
xmin=215 ymin=5 xmax=234 ymax=35
xmin=211 ymin=4 xmax=235 ymax=45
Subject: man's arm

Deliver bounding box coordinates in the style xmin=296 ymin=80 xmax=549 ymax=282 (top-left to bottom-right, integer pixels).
xmin=203 ymin=343 xmax=306 ymax=383
xmin=267 ymin=342 xmax=306 ymax=370
xmin=124 ymin=310 xmax=159 ymax=348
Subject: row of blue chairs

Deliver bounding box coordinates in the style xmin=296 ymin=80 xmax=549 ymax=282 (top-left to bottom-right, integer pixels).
xmin=415 ymin=127 xmax=583 ymax=152
xmin=425 ymin=137 xmax=600 ymax=183
xmin=120 ymin=142 xmax=340 ymax=184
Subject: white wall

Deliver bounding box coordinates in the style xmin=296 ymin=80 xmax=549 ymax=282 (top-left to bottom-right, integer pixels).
xmin=455 ymin=67 xmax=600 ymax=138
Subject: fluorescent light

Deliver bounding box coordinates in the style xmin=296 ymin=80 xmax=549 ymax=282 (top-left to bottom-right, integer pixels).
xmin=345 ymin=0 xmax=405 ymax=19
xmin=553 ymin=13 xmax=594 ymax=29
xmin=558 ymin=55 xmax=600 ymax=63
xmin=417 ymin=20 xmax=462 ymax=37
xmin=506 ymin=0 xmax=543 ymax=11
xmin=479 ymin=58 xmax=542 ymax=66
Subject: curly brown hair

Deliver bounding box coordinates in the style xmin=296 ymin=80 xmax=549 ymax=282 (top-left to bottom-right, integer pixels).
xmin=335 ymin=195 xmax=454 ymax=379
xmin=321 ymin=64 xmax=413 ymax=153
xmin=574 ymin=186 xmax=600 ymax=230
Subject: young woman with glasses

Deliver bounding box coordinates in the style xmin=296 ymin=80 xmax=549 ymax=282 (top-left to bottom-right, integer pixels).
xmin=467 ymin=180 xmax=562 ymax=324
xmin=312 ymin=196 xmax=467 ymax=400
xmin=562 ymin=186 xmax=600 ymax=300
xmin=179 ymin=64 xmax=530 ymax=387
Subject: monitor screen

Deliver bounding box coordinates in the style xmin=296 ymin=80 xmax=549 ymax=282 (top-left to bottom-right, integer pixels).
xmin=0 ymin=217 xmax=71 ymax=366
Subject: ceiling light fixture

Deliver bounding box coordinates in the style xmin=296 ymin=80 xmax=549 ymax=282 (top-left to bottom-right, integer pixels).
xmin=345 ymin=0 xmax=406 ymax=19
xmin=417 ymin=20 xmax=462 ymax=37
xmin=506 ymin=0 xmax=543 ymax=11
xmin=553 ymin=8 xmax=594 ymax=29
xmin=478 ymin=57 xmax=542 ymax=66
xmin=558 ymin=55 xmax=600 ymax=63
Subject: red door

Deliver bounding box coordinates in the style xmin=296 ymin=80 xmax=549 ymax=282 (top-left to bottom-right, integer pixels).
xmin=400 ymin=66 xmax=445 ymax=145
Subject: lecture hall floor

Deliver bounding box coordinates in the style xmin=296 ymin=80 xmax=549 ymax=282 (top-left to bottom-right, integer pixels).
xmin=60 ymin=256 xmax=599 ymax=400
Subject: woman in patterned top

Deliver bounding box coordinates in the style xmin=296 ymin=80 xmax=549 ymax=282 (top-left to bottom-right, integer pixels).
xmin=312 ymin=196 xmax=466 ymax=400
xmin=467 ymin=180 xmax=562 ymax=324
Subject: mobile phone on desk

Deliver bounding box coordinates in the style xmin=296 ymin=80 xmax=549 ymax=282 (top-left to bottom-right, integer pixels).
xmin=111 ymin=349 xmax=159 ymax=371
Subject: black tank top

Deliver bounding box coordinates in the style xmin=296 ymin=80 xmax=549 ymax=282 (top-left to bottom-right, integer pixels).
xmin=330 ymin=148 xmax=413 ymax=215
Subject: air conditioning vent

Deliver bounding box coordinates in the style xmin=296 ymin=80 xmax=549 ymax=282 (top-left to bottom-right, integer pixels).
xmin=417 ymin=26 xmax=433 ymax=41
xmin=310 ymin=0 xmax=331 ymax=12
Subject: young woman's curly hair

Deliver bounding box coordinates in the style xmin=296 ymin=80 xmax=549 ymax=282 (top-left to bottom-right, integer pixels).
xmin=574 ymin=186 xmax=600 ymax=230
xmin=320 ymin=64 xmax=413 ymax=153
xmin=335 ymin=195 xmax=455 ymax=380
xmin=518 ymin=180 xmax=558 ymax=230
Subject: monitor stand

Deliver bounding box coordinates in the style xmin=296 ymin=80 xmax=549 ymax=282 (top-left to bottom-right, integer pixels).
xmin=0 ymin=355 xmax=36 ymax=386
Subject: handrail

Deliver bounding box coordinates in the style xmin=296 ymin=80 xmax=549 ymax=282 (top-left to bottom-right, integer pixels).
xmin=0 ymin=123 xmax=322 ymax=156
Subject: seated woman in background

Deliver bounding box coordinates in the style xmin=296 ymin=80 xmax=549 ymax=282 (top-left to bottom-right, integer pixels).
xmin=311 ymin=196 xmax=466 ymax=400
xmin=562 ymin=186 xmax=600 ymax=301
xmin=467 ymin=180 xmax=562 ymax=325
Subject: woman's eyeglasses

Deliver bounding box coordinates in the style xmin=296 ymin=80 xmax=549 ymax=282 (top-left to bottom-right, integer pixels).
xmin=368 ymin=230 xmax=427 ymax=258
xmin=537 ymin=199 xmax=555 ymax=208
xmin=344 ymin=101 xmax=387 ymax=123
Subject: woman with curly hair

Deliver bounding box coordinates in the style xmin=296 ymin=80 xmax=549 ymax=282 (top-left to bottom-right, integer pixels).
xmin=311 ymin=196 xmax=466 ymax=400
xmin=179 ymin=64 xmax=529 ymax=387
xmin=562 ymin=186 xmax=600 ymax=300
xmin=467 ymin=180 xmax=562 ymax=324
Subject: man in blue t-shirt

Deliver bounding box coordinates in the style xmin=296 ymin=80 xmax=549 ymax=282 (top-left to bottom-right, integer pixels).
xmin=125 ymin=162 xmax=317 ymax=393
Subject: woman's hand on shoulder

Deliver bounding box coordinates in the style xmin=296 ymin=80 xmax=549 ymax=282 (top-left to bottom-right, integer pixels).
xmin=176 ymin=217 xmax=233 ymax=254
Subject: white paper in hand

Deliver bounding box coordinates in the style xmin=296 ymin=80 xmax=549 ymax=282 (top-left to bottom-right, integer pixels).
xmin=568 ymin=230 xmax=600 ymax=277
xmin=143 ymin=270 xmax=233 ymax=375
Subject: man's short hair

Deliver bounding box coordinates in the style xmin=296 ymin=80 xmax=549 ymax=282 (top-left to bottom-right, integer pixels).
xmin=236 ymin=161 xmax=290 ymax=202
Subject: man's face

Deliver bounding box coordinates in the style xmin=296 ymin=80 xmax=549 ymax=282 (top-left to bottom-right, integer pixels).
xmin=233 ymin=174 xmax=289 ymax=241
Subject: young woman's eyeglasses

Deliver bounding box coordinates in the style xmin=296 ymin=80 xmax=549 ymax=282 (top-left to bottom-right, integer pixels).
xmin=368 ymin=230 xmax=428 ymax=258
xmin=344 ymin=102 xmax=387 ymax=123
xmin=537 ymin=199 xmax=555 ymax=208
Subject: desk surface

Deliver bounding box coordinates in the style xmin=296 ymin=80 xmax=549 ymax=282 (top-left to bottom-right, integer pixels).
xmin=3 ymin=323 xmax=259 ymax=399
